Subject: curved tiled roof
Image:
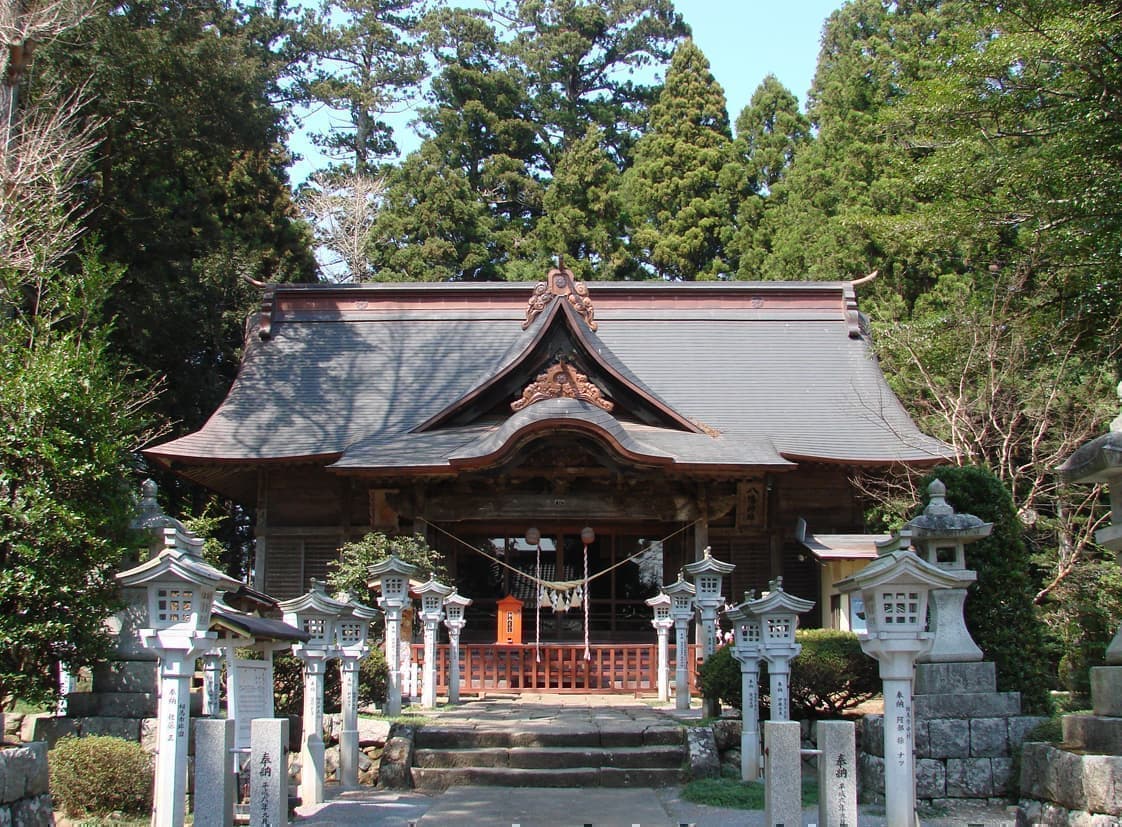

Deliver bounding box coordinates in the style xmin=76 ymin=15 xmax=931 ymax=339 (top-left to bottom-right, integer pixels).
xmin=146 ymin=280 xmax=952 ymax=495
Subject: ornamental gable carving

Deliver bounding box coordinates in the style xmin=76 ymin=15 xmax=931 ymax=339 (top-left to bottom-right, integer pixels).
xmin=522 ymin=261 xmax=597 ymax=331
xmin=511 ymin=360 xmax=613 ymax=412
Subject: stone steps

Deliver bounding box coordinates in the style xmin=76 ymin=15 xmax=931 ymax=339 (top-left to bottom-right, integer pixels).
xmin=410 ymin=717 xmax=688 ymax=790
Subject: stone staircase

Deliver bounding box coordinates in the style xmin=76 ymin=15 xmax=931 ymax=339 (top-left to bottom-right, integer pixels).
xmin=406 ymin=697 xmax=690 ymax=790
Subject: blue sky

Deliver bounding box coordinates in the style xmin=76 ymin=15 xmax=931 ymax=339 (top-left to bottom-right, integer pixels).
xmin=289 ymin=1 xmax=846 ymax=182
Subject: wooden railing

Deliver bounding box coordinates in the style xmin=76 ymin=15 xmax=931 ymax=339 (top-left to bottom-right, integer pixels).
xmin=408 ymin=643 xmax=700 ymax=695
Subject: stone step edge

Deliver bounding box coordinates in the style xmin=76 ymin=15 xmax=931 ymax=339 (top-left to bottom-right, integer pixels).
xmin=414 ymin=744 xmax=687 ymax=770
xmin=410 ymin=765 xmax=688 ymax=791
xmin=414 ymin=727 xmax=685 ymax=749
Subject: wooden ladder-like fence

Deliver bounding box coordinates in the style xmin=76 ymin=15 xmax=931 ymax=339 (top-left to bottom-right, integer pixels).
xmin=408 ymin=643 xmax=700 ymax=695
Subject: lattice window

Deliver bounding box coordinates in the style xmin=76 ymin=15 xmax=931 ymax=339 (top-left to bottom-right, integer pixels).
xmin=766 ymin=616 xmax=792 ymax=640
xmin=337 ymin=621 xmax=363 ymax=645
xmin=303 ymin=616 xmax=326 ymax=640
xmin=156 ymin=588 xmax=194 ymax=624
xmin=740 ymin=623 xmax=761 ymax=644
xmin=697 ymin=575 xmax=720 ymax=595
xmin=880 ymin=591 xmax=921 ymax=625
xmin=383 ymin=576 xmax=404 ymax=595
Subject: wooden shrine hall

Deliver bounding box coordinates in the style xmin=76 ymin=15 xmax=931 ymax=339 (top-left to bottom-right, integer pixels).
xmin=145 ymin=266 xmax=952 ymax=691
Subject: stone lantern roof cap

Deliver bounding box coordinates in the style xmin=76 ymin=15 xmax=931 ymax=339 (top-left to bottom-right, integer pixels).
xmin=904 ymin=479 xmax=992 ymax=540
xmin=444 ymin=590 xmax=473 ymax=609
xmin=662 ymin=574 xmax=696 ymax=598
xmin=276 ymin=578 xmax=353 ymax=616
xmin=645 ymin=593 xmax=671 ymax=608
xmin=683 ymin=546 xmax=735 ymax=577
xmin=834 ymin=549 xmax=963 ymax=594
xmin=413 ymin=577 xmax=454 ymax=599
xmin=337 ymin=593 xmax=380 ymax=621
xmin=130 ymin=478 xmax=188 ymax=535
xmin=1057 ymin=381 xmax=1122 ymax=483
xmin=367 ymin=554 xmax=421 ymax=587
xmin=747 ymin=577 xmax=814 ymax=615
xmin=116 ymin=527 xmax=242 ymax=593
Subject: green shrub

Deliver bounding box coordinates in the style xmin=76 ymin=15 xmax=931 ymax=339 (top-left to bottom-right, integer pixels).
xmin=697 ymin=631 xmax=878 ymax=719
xmin=49 ymin=735 xmax=153 ymax=817
xmin=360 ymin=646 xmax=389 ymax=707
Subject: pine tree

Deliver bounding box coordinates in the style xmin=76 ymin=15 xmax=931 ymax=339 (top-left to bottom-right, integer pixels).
xmin=622 ymin=39 xmax=735 ymax=280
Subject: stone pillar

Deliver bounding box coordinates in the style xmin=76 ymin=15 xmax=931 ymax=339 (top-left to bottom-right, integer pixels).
xmin=767 ymin=656 xmax=792 ymax=721
xmin=298 ymin=657 xmax=327 ymax=807
xmin=674 ymin=618 xmax=690 ymax=711
xmin=153 ymin=651 xmax=193 ymax=827
xmin=817 ymin=720 xmax=857 ymax=827
xmin=339 ymin=656 xmax=361 ymax=788
xmin=202 ymin=652 xmax=223 ymax=717
xmin=655 ymin=624 xmax=670 ymax=703
xmin=250 ymin=718 xmax=288 ymax=827
xmin=763 ymin=721 xmax=802 ymax=827
xmin=740 ymin=661 xmax=761 ymax=780
xmin=421 ymin=615 xmax=439 ymax=709
xmin=447 ymin=628 xmax=463 ymax=704
xmin=880 ymin=653 xmax=919 ymax=827
xmin=194 ymin=718 xmax=235 ymax=827
xmin=383 ymin=605 xmax=404 ymax=716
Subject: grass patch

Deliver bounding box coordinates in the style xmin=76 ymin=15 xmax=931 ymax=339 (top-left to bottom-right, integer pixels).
xmin=679 ymin=778 xmax=818 ymax=810
xmin=10 ymin=698 xmax=50 ymax=714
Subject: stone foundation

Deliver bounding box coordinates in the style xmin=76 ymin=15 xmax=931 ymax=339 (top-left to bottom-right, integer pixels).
xmin=859 ymin=662 xmax=1046 ymax=804
xmin=0 ymin=742 xmax=54 ymax=826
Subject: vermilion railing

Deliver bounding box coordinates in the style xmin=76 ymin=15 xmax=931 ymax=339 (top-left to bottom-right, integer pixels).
xmin=407 ymin=643 xmax=701 ymax=695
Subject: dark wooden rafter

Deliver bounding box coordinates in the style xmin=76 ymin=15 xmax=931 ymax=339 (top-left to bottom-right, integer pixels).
xmin=522 ymin=260 xmax=597 ymax=331
xmin=511 ymin=359 xmax=614 ymax=413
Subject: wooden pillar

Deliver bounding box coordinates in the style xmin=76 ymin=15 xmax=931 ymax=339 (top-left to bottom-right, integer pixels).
xmin=253 ymin=470 xmax=269 ymax=591
xmin=694 ymin=487 xmax=709 ymax=561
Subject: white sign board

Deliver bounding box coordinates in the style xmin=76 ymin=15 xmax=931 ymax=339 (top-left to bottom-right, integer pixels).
xmin=228 ymin=658 xmax=274 ymax=752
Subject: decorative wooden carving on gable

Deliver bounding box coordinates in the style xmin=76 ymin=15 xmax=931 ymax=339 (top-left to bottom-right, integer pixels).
xmin=511 ymin=359 xmax=614 ymax=412
xmin=522 ymin=260 xmax=598 ymax=331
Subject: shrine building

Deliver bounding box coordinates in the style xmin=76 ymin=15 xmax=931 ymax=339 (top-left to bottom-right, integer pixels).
xmin=145 ymin=267 xmax=952 ymax=644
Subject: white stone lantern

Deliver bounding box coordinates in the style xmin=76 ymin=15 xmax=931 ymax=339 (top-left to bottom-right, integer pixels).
xmin=414 ymin=578 xmax=454 ymax=708
xmin=117 ymin=521 xmax=240 ymax=827
xmin=835 ymin=541 xmax=961 ymax=827
xmin=278 ymin=580 xmax=350 ymax=807
xmin=646 ymin=593 xmax=673 ymax=702
xmin=334 ymin=596 xmax=378 ymax=789
xmin=748 ymin=577 xmax=814 ymax=722
xmin=368 ymin=555 xmax=420 ymax=716
xmin=683 ymin=547 xmax=736 ymax=659
xmin=663 ymin=574 xmax=696 ymax=711
xmin=906 ymin=479 xmax=991 ymax=663
xmin=443 ymin=591 xmax=473 ymax=704
xmin=725 ymin=595 xmax=764 ymax=780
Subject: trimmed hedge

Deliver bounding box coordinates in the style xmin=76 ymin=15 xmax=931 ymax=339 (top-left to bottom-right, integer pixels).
xmin=49 ymin=734 xmax=153 ymax=817
xmin=698 ymin=630 xmax=879 ymax=718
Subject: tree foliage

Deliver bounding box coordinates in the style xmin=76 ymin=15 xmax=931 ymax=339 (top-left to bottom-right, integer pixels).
xmin=328 ymin=531 xmax=448 ymax=608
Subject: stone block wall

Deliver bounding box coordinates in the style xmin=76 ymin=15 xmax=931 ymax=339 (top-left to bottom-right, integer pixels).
xmin=0 ymin=742 xmax=54 ymax=826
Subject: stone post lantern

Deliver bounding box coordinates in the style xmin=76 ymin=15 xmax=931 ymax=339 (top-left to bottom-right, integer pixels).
xmin=415 ymin=578 xmax=454 ymax=708
xmin=748 ymin=577 xmax=814 ymax=722
xmin=334 ymin=596 xmax=378 ymax=789
xmin=442 ymin=591 xmax=472 ymax=704
xmin=367 ymin=555 xmax=420 ymax=716
xmin=116 ymin=525 xmax=240 ymax=827
xmin=835 ymin=539 xmax=961 ymax=827
xmin=683 ymin=547 xmax=736 ymax=659
xmin=278 ymin=580 xmax=349 ymax=807
xmin=725 ymin=595 xmax=763 ymax=780
xmin=663 ymin=574 xmax=696 ymax=711
xmin=645 ymin=593 xmax=673 ymax=702
xmin=906 ymin=479 xmax=991 ymax=663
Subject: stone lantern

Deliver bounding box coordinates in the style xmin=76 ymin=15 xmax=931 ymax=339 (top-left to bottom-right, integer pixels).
xmin=442 ymin=591 xmax=473 ymax=704
xmin=334 ymin=596 xmax=378 ymax=789
xmin=725 ymin=594 xmax=763 ymax=780
xmin=278 ymin=580 xmax=350 ymax=807
xmin=748 ymin=577 xmax=814 ymax=722
xmin=116 ymin=523 xmax=240 ymax=827
xmin=662 ymin=574 xmax=696 ymax=711
xmin=683 ymin=547 xmax=736 ymax=659
xmin=906 ymin=479 xmax=991 ymax=663
xmin=368 ymin=555 xmax=420 ymax=716
xmin=835 ymin=539 xmax=961 ymax=827
xmin=645 ymin=593 xmax=673 ymax=702
xmin=414 ymin=578 xmax=454 ymax=708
